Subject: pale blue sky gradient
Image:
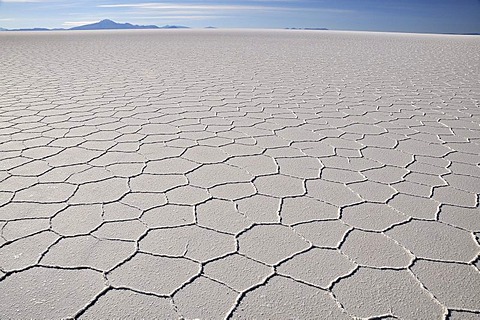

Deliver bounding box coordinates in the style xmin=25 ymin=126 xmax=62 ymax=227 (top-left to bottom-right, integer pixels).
xmin=0 ymin=0 xmax=479 ymax=33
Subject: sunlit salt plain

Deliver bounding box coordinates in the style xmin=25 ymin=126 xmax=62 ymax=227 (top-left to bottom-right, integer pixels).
xmin=0 ymin=29 xmax=479 ymax=319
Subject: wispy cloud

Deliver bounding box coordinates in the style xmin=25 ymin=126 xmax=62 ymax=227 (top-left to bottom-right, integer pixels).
xmin=249 ymin=0 xmax=307 ymax=2
xmin=98 ymin=3 xmax=283 ymax=11
xmin=97 ymin=0 xmax=354 ymax=16
xmin=97 ymin=2 xmax=353 ymax=14
xmin=1 ymin=0 xmax=50 ymax=2
xmin=62 ymin=20 xmax=98 ymax=27
xmin=130 ymin=15 xmax=226 ymax=20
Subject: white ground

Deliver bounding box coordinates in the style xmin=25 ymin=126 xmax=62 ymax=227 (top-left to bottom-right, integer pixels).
xmin=0 ymin=29 xmax=479 ymax=319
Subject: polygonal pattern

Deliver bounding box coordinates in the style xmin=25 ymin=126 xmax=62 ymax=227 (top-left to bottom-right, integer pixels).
xmin=197 ymin=199 xmax=252 ymax=234
xmin=139 ymin=226 xmax=236 ymax=262
xmin=238 ymin=225 xmax=310 ymax=265
xmin=341 ymin=202 xmax=409 ymax=231
xmin=204 ymin=254 xmax=273 ymax=292
xmin=333 ymin=268 xmax=444 ymax=318
xmin=254 ymin=174 xmax=305 ymax=198
xmin=173 ymin=276 xmax=238 ymax=319
xmin=108 ymin=253 xmax=200 ymax=295
xmin=277 ymin=248 xmax=357 ymax=288
xmin=411 ymin=259 xmax=480 ymax=310
xmin=0 ymin=267 xmax=105 ymax=319
xmin=79 ymin=289 xmax=179 ymax=319
xmin=232 ymin=276 xmax=351 ymax=319
xmin=1 ymin=30 xmax=479 ymax=318
xmin=340 ymin=230 xmax=413 ymax=268
xmin=41 ymin=235 xmax=136 ymax=271
xmin=386 ymin=220 xmax=479 ymax=262
xmin=51 ymin=204 xmax=103 ymax=236
xmin=280 ymin=196 xmax=339 ymax=225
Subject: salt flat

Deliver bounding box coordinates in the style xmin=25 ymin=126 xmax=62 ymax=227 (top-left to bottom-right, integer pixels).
xmin=0 ymin=29 xmax=479 ymax=319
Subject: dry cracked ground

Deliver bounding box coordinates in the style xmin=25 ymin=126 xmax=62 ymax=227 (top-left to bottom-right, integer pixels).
xmin=0 ymin=29 xmax=479 ymax=319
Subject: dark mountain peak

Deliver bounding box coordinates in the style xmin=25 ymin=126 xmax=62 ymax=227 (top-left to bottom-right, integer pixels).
xmin=70 ymin=19 xmax=160 ymax=30
xmin=160 ymin=25 xmax=189 ymax=29
xmin=1 ymin=20 xmax=190 ymax=32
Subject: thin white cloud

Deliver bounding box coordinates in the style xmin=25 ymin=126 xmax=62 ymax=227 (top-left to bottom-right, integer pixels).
xmin=127 ymin=10 xmax=215 ymax=15
xmin=249 ymin=0 xmax=289 ymax=1
xmin=310 ymin=7 xmax=354 ymax=14
xmin=97 ymin=2 xmax=353 ymax=14
xmin=62 ymin=20 xmax=98 ymax=27
xmin=1 ymin=0 xmax=50 ymax=2
xmin=131 ymin=15 xmax=225 ymax=20
xmin=98 ymin=3 xmax=281 ymax=11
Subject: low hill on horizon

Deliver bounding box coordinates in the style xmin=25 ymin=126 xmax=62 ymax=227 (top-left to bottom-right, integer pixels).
xmin=0 ymin=19 xmax=189 ymax=31
xmin=285 ymin=27 xmax=328 ymax=31
xmin=71 ymin=19 xmax=159 ymax=30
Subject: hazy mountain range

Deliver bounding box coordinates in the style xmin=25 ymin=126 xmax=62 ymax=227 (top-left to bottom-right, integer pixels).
xmin=0 ymin=19 xmax=189 ymax=31
xmin=3 ymin=21 xmax=476 ymax=35
xmin=285 ymin=27 xmax=328 ymax=30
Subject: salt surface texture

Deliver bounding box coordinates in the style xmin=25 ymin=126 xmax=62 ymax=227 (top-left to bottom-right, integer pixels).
xmin=0 ymin=29 xmax=479 ymax=319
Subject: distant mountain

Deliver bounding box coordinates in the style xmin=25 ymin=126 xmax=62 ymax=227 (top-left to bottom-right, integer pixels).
xmin=160 ymin=25 xmax=189 ymax=29
xmin=0 ymin=20 xmax=189 ymax=32
xmin=286 ymin=27 xmax=328 ymax=31
xmin=7 ymin=27 xmax=52 ymax=31
xmin=70 ymin=19 xmax=160 ymax=30
xmin=445 ymin=32 xmax=480 ymax=36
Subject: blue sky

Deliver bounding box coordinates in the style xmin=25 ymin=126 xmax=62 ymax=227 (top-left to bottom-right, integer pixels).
xmin=0 ymin=0 xmax=479 ymax=33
